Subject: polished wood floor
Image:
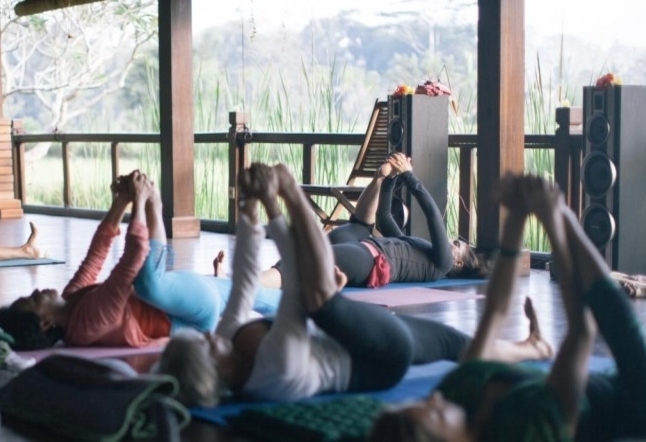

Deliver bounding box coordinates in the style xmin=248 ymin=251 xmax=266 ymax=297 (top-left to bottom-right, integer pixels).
xmin=1 ymin=214 xmax=646 ymax=441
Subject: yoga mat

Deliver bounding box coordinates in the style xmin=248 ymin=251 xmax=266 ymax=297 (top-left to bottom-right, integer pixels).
xmin=210 ymin=277 xmax=486 ymax=312
xmin=191 ymin=360 xmax=458 ymax=426
xmin=213 ymin=277 xmax=485 ymax=303
xmin=190 ymin=356 xmax=616 ymax=427
xmin=0 ymin=257 xmax=65 ymax=268
xmin=343 ymin=287 xmax=484 ymax=307
xmin=341 ymin=278 xmax=487 ymax=294
xmin=16 ymin=342 xmax=166 ymax=363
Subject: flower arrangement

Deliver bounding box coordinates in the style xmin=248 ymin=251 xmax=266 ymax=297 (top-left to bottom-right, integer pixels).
xmin=392 ymin=84 xmax=415 ymax=96
xmin=392 ymin=80 xmax=452 ymax=97
xmin=595 ymin=72 xmax=622 ymax=88
xmin=391 ymin=79 xmax=458 ymax=114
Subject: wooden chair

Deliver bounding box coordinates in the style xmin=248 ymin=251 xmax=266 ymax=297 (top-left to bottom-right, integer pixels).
xmin=301 ymin=99 xmax=390 ymax=231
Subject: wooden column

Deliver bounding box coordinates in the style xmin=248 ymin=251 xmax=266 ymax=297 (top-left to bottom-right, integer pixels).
xmin=0 ymin=120 xmax=23 ymax=218
xmin=227 ymin=112 xmax=250 ymax=233
xmin=158 ymin=0 xmax=199 ymax=238
xmin=0 ymin=28 xmax=22 ymax=218
xmin=476 ymin=0 xmax=525 ymax=249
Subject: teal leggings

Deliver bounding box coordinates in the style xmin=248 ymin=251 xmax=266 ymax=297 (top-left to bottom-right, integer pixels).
xmin=133 ymin=240 xmax=281 ymax=334
xmin=577 ymin=276 xmax=646 ymax=441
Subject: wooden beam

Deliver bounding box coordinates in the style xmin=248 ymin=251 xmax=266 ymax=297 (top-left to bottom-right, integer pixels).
xmin=14 ymin=0 xmax=103 ymax=16
xmin=158 ymin=0 xmax=199 ymax=238
xmin=476 ymin=0 xmax=525 ymax=250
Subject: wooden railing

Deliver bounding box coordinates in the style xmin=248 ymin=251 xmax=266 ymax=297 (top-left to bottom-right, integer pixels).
xmin=11 ymin=114 xmax=584 ymax=239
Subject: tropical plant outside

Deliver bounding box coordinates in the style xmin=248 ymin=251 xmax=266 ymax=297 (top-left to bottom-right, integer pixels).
xmin=9 ymin=1 xmax=629 ymax=252
xmin=22 ymin=55 xmax=566 ymax=252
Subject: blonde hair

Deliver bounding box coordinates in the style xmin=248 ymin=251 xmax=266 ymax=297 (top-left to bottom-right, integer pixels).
xmin=157 ymin=330 xmax=221 ymax=408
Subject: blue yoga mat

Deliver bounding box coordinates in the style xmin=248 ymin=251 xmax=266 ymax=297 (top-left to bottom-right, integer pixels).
xmin=341 ymin=278 xmax=486 ymax=294
xmin=191 ymin=360 xmax=457 ymax=426
xmin=0 ymin=257 xmax=65 ymax=268
xmin=190 ymin=356 xmax=616 ymax=427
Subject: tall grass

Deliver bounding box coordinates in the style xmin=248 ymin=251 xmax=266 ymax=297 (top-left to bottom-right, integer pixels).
xmin=25 ymin=55 xmax=570 ymax=252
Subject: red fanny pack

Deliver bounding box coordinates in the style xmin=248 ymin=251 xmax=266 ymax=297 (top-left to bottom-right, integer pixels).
xmin=362 ymin=242 xmax=391 ymax=288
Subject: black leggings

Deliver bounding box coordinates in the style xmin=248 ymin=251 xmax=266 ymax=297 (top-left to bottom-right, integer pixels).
xmin=376 ymin=173 xmax=453 ymax=276
xmin=576 ymin=277 xmax=646 ymax=441
xmin=273 ymin=219 xmax=376 ymax=286
xmin=327 ymin=219 xmax=375 ymax=286
xmin=310 ymin=293 xmax=470 ymax=393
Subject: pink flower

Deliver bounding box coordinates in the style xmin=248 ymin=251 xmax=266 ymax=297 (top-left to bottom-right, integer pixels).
xmin=415 ymin=80 xmax=452 ymax=96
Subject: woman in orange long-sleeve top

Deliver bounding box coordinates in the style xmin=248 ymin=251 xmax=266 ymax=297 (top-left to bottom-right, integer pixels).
xmin=0 ymin=171 xmax=280 ymax=350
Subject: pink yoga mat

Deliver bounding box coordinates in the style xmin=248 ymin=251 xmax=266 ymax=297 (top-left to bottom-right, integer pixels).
xmin=17 ymin=342 xmax=166 ymax=363
xmin=344 ymin=287 xmax=483 ymax=307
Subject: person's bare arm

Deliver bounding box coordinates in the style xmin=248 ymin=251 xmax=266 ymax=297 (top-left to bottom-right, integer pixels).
xmin=534 ymin=180 xmax=596 ymax=434
xmin=274 ymin=164 xmax=339 ymax=312
xmin=215 ymin=169 xmax=266 ymax=339
xmin=62 ymin=174 xmax=134 ymax=295
xmin=461 ymin=174 xmax=529 ymax=361
xmin=351 ymin=162 xmax=391 ymax=226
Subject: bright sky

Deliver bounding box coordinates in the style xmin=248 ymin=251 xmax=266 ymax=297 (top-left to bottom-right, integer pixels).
xmin=193 ymin=0 xmax=646 ymax=49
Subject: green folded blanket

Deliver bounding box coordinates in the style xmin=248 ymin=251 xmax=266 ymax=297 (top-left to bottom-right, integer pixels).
xmin=0 ymin=354 xmax=190 ymax=441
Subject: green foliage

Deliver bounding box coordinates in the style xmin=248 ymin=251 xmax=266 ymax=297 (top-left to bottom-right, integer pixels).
xmin=14 ymin=3 xmax=642 ymax=252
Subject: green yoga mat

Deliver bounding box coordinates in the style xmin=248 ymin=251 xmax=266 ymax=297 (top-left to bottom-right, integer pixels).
xmin=0 ymin=258 xmax=65 ymax=268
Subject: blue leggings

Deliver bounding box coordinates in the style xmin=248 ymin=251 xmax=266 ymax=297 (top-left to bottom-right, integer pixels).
xmin=133 ymin=240 xmax=282 ymax=334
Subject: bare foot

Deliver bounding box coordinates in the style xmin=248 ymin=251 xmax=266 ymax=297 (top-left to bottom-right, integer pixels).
xmin=612 ymin=272 xmax=646 ymax=298
xmin=388 ymin=152 xmax=413 ymax=174
xmin=522 ymin=176 xmax=563 ymax=226
xmin=523 ymin=297 xmax=553 ymax=359
xmin=213 ymin=250 xmax=227 ymax=277
xmin=273 ymin=163 xmax=298 ymax=196
xmin=129 ymin=171 xmax=152 ymax=203
xmin=145 ymin=179 xmax=162 ymax=211
xmin=21 ymin=222 xmax=45 ymax=259
xmin=111 ymin=174 xmax=131 ymax=195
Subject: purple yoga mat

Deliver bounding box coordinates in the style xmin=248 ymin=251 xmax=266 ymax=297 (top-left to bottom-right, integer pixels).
xmin=344 ymin=287 xmax=483 ymax=307
xmin=17 ymin=342 xmax=166 ymax=363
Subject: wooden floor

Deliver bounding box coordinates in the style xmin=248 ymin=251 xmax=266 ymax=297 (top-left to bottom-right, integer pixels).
xmin=1 ymin=214 xmax=646 ymax=441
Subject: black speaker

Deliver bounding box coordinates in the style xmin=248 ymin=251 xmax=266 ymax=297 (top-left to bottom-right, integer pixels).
xmin=387 ymin=94 xmax=448 ymax=240
xmin=581 ymin=85 xmax=646 ymax=274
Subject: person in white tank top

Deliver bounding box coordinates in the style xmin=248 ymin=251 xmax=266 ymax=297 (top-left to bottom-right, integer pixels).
xmin=157 ymin=163 xmax=553 ymax=408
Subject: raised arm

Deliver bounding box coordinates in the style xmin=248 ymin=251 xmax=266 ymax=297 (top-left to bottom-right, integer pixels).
xmin=215 ymin=171 xmax=267 ymax=339
xmin=382 ymin=153 xmax=453 ymax=272
xmin=62 ymin=174 xmax=134 ymax=296
xmin=274 ymin=163 xmax=340 ymax=311
xmin=461 ymin=174 xmax=529 ymax=361
xmin=530 ymin=178 xmax=596 ymax=435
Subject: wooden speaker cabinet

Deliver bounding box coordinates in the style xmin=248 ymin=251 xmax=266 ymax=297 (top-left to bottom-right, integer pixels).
xmin=387 ymin=94 xmax=449 ymax=240
xmin=581 ymin=85 xmax=646 ymax=274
